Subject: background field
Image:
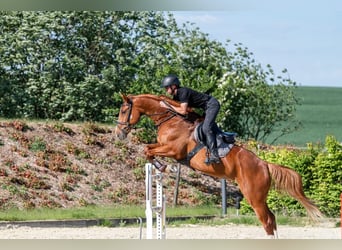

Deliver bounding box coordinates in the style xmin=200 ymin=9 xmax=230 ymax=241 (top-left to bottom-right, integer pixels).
xmin=266 ymin=86 xmax=342 ymax=146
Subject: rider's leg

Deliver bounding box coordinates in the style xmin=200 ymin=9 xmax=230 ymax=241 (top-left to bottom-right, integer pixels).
xmin=202 ymin=98 xmax=221 ymax=165
xmin=204 ymin=131 xmax=220 ymax=164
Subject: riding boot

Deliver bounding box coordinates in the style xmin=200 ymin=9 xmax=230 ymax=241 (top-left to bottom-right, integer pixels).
xmin=204 ymin=133 xmax=220 ymax=165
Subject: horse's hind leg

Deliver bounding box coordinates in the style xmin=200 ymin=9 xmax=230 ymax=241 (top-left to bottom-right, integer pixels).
xmin=238 ymin=183 xmax=277 ymax=237
xmin=237 ymin=170 xmax=277 ymax=237
xmin=252 ymin=202 xmax=278 ymax=238
xmin=242 ymin=184 xmax=277 ymax=237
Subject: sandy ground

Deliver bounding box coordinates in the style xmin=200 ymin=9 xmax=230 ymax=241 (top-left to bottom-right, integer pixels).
xmin=0 ymin=223 xmax=340 ymax=239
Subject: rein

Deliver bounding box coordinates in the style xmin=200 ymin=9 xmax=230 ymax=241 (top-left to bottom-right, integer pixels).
xmin=150 ymin=100 xmax=188 ymax=127
xmin=146 ymin=109 xmax=177 ymax=127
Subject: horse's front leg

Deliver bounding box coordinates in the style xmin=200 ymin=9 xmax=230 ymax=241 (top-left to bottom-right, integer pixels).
xmin=143 ymin=143 xmax=166 ymax=171
xmin=144 ymin=143 xmax=161 ymax=160
xmin=144 ymin=143 xmax=179 ymax=172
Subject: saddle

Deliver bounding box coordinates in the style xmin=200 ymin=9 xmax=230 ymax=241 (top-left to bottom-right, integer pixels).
xmin=187 ymin=122 xmax=237 ymax=160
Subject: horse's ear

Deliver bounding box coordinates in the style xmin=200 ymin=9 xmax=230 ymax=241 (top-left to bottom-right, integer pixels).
xmin=120 ymin=93 xmax=128 ymax=102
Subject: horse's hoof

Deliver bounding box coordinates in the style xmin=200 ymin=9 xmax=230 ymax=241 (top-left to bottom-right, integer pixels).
xmin=152 ymin=159 xmax=167 ymax=172
xmin=158 ymin=165 xmax=167 ymax=172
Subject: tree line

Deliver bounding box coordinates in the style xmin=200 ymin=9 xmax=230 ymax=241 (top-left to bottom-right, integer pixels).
xmin=0 ymin=11 xmax=300 ymax=143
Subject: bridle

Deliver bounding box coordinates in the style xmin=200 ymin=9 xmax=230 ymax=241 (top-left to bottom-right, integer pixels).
xmin=116 ymin=101 xmax=133 ymax=135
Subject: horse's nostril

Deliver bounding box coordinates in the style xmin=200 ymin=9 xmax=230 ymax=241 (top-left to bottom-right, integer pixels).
xmin=115 ymin=130 xmax=126 ymax=140
xmin=119 ymin=133 xmax=126 ymax=140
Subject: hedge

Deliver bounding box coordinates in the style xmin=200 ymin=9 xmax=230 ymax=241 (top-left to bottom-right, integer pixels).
xmin=239 ymin=135 xmax=341 ymax=218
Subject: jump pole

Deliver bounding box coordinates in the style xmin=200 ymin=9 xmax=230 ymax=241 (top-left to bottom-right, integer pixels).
xmin=145 ymin=163 xmax=166 ymax=239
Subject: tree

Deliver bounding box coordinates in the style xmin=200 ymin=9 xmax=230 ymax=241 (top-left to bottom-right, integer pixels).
xmin=0 ymin=11 xmax=300 ymax=143
xmin=0 ymin=11 xmax=121 ymax=119
xmin=214 ymin=43 xmax=301 ymax=143
xmin=0 ymin=11 xmax=180 ymax=121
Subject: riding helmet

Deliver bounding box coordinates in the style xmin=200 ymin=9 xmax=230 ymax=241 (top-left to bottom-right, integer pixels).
xmin=161 ymin=74 xmax=181 ymax=88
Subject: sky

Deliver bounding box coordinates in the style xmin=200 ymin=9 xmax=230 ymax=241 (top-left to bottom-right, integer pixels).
xmin=172 ymin=1 xmax=342 ymax=87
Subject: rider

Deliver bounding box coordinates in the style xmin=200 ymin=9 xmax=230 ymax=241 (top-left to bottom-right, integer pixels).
xmin=160 ymin=74 xmax=221 ymax=165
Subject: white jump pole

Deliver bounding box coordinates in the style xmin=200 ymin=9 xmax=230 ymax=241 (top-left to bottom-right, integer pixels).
xmin=155 ymin=171 xmax=166 ymax=239
xmin=145 ymin=163 xmax=166 ymax=239
xmin=145 ymin=163 xmax=153 ymax=239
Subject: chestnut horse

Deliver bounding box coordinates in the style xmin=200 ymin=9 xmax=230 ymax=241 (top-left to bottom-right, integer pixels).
xmin=114 ymin=93 xmax=322 ymax=237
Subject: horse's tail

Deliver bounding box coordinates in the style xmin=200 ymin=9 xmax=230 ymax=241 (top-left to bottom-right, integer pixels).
xmin=267 ymin=162 xmax=323 ymax=220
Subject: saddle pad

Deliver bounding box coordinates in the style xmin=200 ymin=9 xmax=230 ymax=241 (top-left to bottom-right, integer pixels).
xmin=194 ymin=124 xmax=234 ymax=158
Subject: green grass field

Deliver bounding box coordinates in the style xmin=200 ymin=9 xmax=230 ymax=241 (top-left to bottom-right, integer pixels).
xmin=266 ymin=86 xmax=342 ymax=146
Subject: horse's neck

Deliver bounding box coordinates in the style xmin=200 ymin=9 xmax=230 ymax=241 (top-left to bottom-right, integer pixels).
xmin=134 ymin=94 xmax=180 ymax=108
xmin=130 ymin=94 xmax=159 ymax=111
xmin=134 ymin=94 xmax=202 ymax=125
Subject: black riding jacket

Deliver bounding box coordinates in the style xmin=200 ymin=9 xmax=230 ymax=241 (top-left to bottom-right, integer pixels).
xmin=173 ymin=87 xmax=211 ymax=109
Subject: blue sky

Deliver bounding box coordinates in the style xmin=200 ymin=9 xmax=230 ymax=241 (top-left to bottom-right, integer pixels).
xmin=172 ymin=1 xmax=342 ymax=87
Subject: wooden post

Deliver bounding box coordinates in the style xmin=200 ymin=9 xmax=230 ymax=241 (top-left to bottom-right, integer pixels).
xmin=173 ymin=164 xmax=181 ymax=207
xmin=221 ymin=179 xmax=227 ymax=216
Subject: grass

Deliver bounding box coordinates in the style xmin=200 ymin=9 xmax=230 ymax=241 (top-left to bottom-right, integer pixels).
xmin=267 ymin=86 xmax=342 ymax=146
xmin=0 ymin=205 xmax=220 ymax=222
xmin=0 ymin=205 xmax=142 ymax=222
xmin=1 ymin=205 xmax=336 ymax=228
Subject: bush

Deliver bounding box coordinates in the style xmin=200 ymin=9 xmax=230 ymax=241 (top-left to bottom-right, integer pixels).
xmin=239 ymin=136 xmax=341 ymax=218
xmin=309 ymin=135 xmax=342 ymax=217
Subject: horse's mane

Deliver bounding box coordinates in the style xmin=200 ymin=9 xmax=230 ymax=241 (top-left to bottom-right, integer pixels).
xmin=127 ymin=94 xmax=160 ymax=101
xmin=128 ymin=94 xmax=182 ymax=107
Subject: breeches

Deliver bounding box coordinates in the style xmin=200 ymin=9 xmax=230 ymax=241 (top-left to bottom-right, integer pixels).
xmin=202 ymin=97 xmax=220 ymax=134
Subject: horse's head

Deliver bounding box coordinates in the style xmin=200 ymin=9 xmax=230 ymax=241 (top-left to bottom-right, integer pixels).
xmin=115 ymin=94 xmax=142 ymax=140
